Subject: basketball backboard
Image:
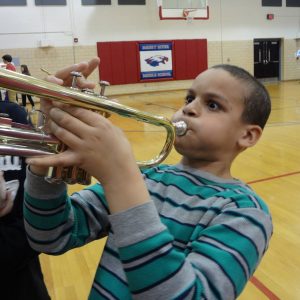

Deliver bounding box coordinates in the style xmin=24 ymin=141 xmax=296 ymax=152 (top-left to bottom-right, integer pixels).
xmin=157 ymin=0 xmax=209 ymax=21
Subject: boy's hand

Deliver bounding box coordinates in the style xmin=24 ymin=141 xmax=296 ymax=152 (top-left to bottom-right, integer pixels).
xmin=26 ymin=57 xmax=150 ymax=213
xmin=30 ymin=57 xmax=100 ymax=176
xmin=27 ymin=106 xmax=135 ymax=184
xmin=26 ymin=106 xmax=150 ymax=213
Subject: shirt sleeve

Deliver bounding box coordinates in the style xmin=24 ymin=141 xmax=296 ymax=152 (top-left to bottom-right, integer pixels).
xmin=24 ymin=167 xmax=111 ymax=254
xmin=108 ymin=201 xmax=273 ymax=300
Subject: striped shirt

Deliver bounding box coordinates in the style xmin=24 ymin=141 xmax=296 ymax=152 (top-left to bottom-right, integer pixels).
xmin=24 ymin=163 xmax=273 ymax=300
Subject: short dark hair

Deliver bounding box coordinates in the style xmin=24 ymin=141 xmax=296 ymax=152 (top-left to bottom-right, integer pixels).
xmin=211 ymin=64 xmax=271 ymax=129
xmin=2 ymin=54 xmax=13 ymax=62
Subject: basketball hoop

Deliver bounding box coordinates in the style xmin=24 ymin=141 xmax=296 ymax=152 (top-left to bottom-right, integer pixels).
xmin=182 ymin=9 xmax=197 ymax=23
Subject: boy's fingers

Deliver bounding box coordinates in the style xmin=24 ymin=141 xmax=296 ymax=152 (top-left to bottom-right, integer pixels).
xmin=45 ymin=75 xmax=64 ymax=85
xmin=48 ymin=118 xmax=83 ymax=148
xmin=26 ymin=151 xmax=79 ymax=168
xmin=49 ymin=106 xmax=107 ymax=135
xmin=54 ymin=62 xmax=88 ymax=81
xmin=82 ymin=57 xmax=100 ymax=78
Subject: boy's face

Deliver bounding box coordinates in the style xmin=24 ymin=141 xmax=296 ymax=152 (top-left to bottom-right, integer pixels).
xmin=172 ymin=68 xmax=248 ymax=163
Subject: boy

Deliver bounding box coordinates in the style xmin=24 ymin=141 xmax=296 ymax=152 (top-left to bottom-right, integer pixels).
xmin=24 ymin=58 xmax=272 ymax=299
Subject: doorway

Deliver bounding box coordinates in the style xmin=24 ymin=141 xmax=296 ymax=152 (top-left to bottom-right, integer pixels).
xmin=254 ymin=39 xmax=281 ymax=80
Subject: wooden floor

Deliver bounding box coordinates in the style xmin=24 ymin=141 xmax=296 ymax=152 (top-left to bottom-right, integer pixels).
xmin=37 ymin=80 xmax=300 ymax=300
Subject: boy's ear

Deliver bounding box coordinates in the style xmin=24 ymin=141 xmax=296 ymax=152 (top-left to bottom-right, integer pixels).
xmin=238 ymin=125 xmax=263 ymax=149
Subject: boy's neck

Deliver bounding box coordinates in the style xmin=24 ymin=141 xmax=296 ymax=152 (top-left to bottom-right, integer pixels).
xmin=180 ymin=157 xmax=233 ymax=179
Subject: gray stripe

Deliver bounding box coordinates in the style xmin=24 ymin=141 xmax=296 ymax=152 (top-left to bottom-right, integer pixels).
xmin=24 ymin=219 xmax=71 ymax=253
xmin=189 ymin=252 xmax=235 ymax=299
xmin=93 ymin=281 xmax=116 ymax=300
xmin=24 ymin=201 xmax=64 ymax=215
xmin=71 ymin=192 xmax=110 ymax=241
xmin=195 ymin=268 xmax=216 ymax=300
xmin=174 ymin=164 xmax=244 ymax=185
xmin=123 ymin=243 xmax=172 ymax=269
xmin=248 ymin=194 xmax=261 ymax=209
xmin=210 ymin=208 xmax=272 ymax=260
xmin=25 ymin=167 xmax=66 ymax=199
xmin=24 ymin=202 xmax=74 ymax=251
xmin=101 ymin=238 xmax=128 ymax=283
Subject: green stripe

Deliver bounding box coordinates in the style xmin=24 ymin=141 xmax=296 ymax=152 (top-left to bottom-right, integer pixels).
xmin=25 ymin=191 xmax=67 ymax=209
xmin=126 ymin=249 xmax=184 ymax=292
xmin=161 ymin=217 xmax=195 ymax=242
xmin=119 ymin=230 xmax=172 ymax=261
xmin=94 ymin=267 xmax=130 ymax=299
xmin=195 ymin=242 xmax=247 ymax=295
xmin=24 ymin=199 xmax=71 ymax=230
xmin=70 ymin=203 xmax=90 ymax=246
xmin=86 ymin=184 xmax=109 ymax=210
xmin=202 ymin=225 xmax=258 ymax=274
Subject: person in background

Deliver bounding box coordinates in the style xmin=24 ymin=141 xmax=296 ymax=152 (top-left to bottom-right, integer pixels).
xmin=20 ymin=64 xmax=35 ymax=109
xmin=24 ymin=58 xmax=273 ymax=299
xmin=0 ymin=102 xmax=50 ymax=300
xmin=1 ymin=54 xmax=17 ymax=103
xmin=2 ymin=54 xmax=16 ymax=72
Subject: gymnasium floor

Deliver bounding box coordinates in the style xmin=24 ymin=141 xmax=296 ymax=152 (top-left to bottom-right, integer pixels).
xmin=38 ymin=79 xmax=300 ymax=300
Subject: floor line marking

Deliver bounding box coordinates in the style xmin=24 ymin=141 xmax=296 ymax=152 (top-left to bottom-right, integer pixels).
xmin=247 ymin=171 xmax=300 ymax=185
xmin=250 ymin=276 xmax=281 ymax=300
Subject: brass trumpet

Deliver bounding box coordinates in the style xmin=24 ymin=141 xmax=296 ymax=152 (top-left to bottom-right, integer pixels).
xmin=0 ymin=68 xmax=187 ymax=185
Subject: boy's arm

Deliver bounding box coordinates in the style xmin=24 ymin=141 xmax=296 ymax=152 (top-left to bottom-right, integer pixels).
xmin=108 ymin=202 xmax=272 ymax=300
xmin=24 ymin=168 xmax=110 ymax=254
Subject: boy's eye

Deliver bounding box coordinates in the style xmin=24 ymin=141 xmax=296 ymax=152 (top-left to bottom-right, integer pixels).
xmin=185 ymin=94 xmax=195 ymax=104
xmin=207 ymin=100 xmax=221 ymax=111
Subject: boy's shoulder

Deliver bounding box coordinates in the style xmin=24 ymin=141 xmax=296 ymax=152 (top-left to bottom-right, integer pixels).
xmin=143 ymin=164 xmax=270 ymax=215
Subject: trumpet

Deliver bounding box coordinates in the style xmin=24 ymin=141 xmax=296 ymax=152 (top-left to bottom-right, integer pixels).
xmin=0 ymin=68 xmax=187 ymax=185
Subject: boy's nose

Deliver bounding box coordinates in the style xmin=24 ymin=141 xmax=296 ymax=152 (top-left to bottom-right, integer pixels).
xmin=182 ymin=101 xmax=199 ymax=117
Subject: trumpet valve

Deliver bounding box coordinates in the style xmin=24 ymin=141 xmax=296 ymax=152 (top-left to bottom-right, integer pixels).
xmin=70 ymin=71 xmax=82 ymax=89
xmin=99 ymin=80 xmax=110 ymax=96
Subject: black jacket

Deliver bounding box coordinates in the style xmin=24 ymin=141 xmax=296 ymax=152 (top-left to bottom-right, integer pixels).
xmin=0 ymin=102 xmax=50 ymax=299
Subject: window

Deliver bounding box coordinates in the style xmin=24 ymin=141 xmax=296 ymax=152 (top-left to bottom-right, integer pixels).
xmin=82 ymin=0 xmax=111 ymax=4
xmin=262 ymin=0 xmax=282 ymax=6
xmin=0 ymin=0 xmax=26 ymax=5
xmin=35 ymin=0 xmax=66 ymax=5
xmin=286 ymin=0 xmax=300 ymax=7
xmin=118 ymin=0 xmax=145 ymax=5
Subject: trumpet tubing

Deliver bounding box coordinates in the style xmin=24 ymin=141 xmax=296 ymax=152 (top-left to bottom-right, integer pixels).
xmin=0 ymin=68 xmax=186 ymax=185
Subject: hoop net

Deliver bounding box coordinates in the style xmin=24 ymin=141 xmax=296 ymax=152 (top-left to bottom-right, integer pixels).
xmin=182 ymin=9 xmax=198 ymax=23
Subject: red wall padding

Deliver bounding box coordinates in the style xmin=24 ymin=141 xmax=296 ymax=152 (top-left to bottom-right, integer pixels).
xmin=97 ymin=39 xmax=207 ymax=85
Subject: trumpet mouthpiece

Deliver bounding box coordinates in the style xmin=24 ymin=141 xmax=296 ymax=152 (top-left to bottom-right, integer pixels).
xmin=173 ymin=120 xmax=187 ymax=136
